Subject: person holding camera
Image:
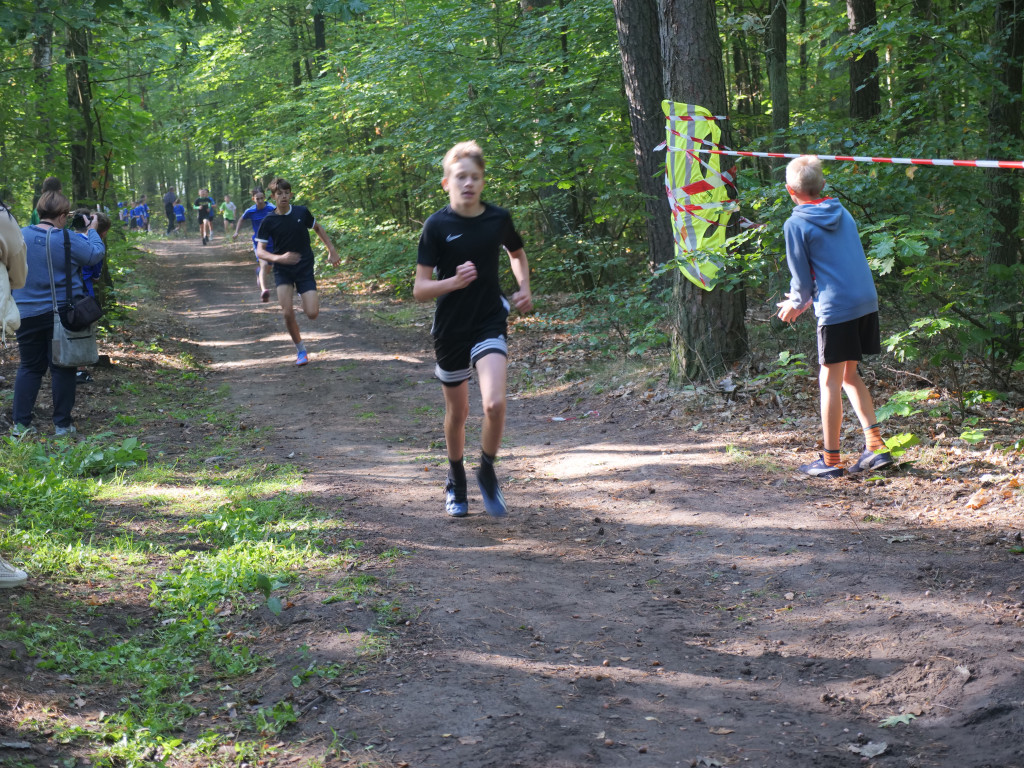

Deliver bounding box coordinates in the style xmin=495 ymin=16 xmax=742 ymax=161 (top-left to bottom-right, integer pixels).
xmin=11 ymin=189 xmax=105 ymax=436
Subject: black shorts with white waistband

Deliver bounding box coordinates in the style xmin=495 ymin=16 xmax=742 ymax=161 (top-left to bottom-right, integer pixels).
xmin=817 ymin=311 xmax=881 ymax=365
xmin=434 ymin=321 xmax=508 ymax=387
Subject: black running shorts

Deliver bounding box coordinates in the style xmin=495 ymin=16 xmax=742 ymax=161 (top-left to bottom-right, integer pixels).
xmin=817 ymin=312 xmax=881 ymax=365
xmin=434 ymin=323 xmax=508 ymax=387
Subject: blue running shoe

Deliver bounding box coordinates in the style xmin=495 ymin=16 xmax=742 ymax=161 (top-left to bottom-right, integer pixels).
xmin=848 ymin=446 xmax=894 ymax=474
xmin=444 ymin=473 xmax=468 ymax=518
xmin=799 ymin=455 xmax=846 ymax=479
xmin=476 ymin=462 xmax=507 ymax=517
xmin=296 ymin=350 xmax=309 ymax=366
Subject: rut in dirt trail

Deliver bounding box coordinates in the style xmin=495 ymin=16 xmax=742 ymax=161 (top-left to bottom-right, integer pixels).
xmin=158 ymin=236 xmax=1024 ymax=768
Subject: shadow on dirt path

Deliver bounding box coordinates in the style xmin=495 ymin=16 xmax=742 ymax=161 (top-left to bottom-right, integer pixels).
xmin=155 ymin=236 xmax=1024 ymax=768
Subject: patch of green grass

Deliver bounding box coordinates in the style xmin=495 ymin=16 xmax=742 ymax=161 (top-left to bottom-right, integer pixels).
xmin=724 ymin=444 xmax=782 ymax=471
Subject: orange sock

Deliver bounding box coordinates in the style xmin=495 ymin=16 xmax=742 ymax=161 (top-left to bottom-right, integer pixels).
xmin=864 ymin=423 xmax=885 ymax=453
xmin=823 ymin=448 xmax=843 ymax=468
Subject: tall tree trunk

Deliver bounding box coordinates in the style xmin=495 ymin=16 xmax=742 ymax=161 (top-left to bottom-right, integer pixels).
xmin=289 ymin=7 xmax=302 ymax=87
xmin=66 ymin=24 xmax=95 ymax=204
xmin=659 ymin=0 xmax=748 ymax=381
xmin=798 ymin=0 xmax=808 ymax=96
xmin=313 ymin=11 xmax=327 ymax=74
xmin=986 ymin=0 xmax=1024 ymax=268
xmin=612 ymin=0 xmax=673 ymax=267
xmin=765 ymin=0 xmax=789 ymax=164
xmin=846 ymin=0 xmax=880 ymax=119
xmin=32 ymin=6 xmax=58 ymax=177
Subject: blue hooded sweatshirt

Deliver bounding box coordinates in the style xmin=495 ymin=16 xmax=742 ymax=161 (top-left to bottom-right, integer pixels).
xmin=783 ymin=198 xmax=878 ymax=326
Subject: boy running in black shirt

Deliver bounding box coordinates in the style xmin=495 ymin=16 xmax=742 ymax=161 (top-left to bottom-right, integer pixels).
xmin=255 ymin=177 xmax=340 ymax=366
xmin=194 ymin=188 xmax=215 ymax=245
xmin=414 ymin=141 xmax=532 ymax=518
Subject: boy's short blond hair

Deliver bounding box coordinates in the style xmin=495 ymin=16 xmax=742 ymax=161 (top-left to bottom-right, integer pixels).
xmin=786 ymin=155 xmax=825 ymax=197
xmin=442 ymin=141 xmax=485 ymax=178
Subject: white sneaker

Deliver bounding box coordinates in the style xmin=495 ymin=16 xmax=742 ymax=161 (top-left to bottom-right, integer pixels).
xmin=55 ymin=425 xmax=77 ymax=436
xmin=0 ymin=556 xmax=27 ymax=588
xmin=11 ymin=424 xmax=37 ymax=438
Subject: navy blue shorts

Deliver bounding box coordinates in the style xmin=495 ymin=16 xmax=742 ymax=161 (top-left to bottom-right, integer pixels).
xmin=434 ymin=323 xmax=508 ymax=387
xmin=817 ymin=312 xmax=881 ymax=365
xmin=273 ymin=259 xmax=317 ymax=294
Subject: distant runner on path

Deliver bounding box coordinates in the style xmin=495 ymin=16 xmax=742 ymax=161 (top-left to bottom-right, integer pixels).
xmin=413 ymin=140 xmax=532 ymax=519
xmin=194 ymin=188 xmax=215 ymax=246
xmin=254 ymin=177 xmax=340 ymax=366
xmin=233 ymin=188 xmax=277 ymax=302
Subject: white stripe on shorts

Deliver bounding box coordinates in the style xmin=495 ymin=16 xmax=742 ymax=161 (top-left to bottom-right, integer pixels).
xmin=471 ymin=335 xmax=508 ymax=363
xmin=435 ymin=364 xmax=472 ymax=385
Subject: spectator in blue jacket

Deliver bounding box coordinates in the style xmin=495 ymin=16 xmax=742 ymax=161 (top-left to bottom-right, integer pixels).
xmin=11 ymin=189 xmax=105 ymax=436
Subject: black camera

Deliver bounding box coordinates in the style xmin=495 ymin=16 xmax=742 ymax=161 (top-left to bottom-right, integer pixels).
xmin=71 ymin=210 xmax=91 ymax=230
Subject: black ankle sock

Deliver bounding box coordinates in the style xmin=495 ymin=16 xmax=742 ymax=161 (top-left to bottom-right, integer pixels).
xmin=448 ymin=458 xmax=466 ymax=488
xmin=477 ymin=451 xmax=497 ymax=494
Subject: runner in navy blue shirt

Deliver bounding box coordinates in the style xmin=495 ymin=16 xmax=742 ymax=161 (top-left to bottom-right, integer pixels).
xmin=254 ymin=177 xmax=340 ymax=366
xmin=233 ymin=188 xmax=277 ymax=302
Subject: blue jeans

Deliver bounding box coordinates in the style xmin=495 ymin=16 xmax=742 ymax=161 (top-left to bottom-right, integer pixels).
xmin=12 ymin=312 xmax=77 ymax=429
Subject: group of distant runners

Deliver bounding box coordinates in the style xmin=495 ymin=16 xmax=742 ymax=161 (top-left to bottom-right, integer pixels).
xmin=130 ymin=146 xmax=891 ymax=522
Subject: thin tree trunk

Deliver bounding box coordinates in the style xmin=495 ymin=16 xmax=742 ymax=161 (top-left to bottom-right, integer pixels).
xmin=798 ymin=0 xmax=807 ymax=96
xmin=612 ymin=0 xmax=673 ymax=268
xmin=765 ymin=0 xmax=789 ymax=165
xmin=32 ymin=7 xmax=58 ymax=176
xmin=659 ymin=0 xmax=748 ymax=381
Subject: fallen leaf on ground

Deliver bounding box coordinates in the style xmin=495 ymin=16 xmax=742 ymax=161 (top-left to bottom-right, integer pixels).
xmin=879 ymin=713 xmax=916 ymax=727
xmin=849 ymin=741 xmax=889 ymax=757
xmin=708 ymin=726 xmax=734 ymax=735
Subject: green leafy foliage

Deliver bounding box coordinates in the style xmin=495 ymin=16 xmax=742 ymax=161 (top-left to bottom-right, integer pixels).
xmin=876 ymin=389 xmax=933 ymax=422
xmin=750 ymin=351 xmax=811 ymax=397
xmin=39 ymin=434 xmax=149 ymax=476
xmin=884 ymin=432 xmax=920 ymax=459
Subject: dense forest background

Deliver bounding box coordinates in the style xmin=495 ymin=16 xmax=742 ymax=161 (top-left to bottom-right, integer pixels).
xmin=1 ymin=0 xmax=1022 ymax=392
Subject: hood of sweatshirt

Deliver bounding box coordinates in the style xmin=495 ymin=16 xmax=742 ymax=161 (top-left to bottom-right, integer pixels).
xmin=791 ymin=198 xmax=844 ymax=231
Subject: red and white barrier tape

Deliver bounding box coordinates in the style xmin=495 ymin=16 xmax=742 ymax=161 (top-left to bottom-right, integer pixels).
xmin=685 ymin=147 xmax=1024 ymax=170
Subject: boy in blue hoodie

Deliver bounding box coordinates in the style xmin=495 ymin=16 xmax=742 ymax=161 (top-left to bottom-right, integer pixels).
xmin=776 ymin=156 xmax=892 ymax=478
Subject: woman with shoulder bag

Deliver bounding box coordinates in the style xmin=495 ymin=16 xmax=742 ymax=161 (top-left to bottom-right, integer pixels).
xmin=11 ymin=188 xmax=104 ymax=436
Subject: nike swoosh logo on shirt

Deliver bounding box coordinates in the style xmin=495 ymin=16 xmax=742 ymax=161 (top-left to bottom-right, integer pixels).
xmin=446 ymin=234 xmax=462 ymax=242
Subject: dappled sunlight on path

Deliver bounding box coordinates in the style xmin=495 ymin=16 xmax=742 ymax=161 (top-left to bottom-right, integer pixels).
xmin=141 ymin=235 xmax=1024 ymax=768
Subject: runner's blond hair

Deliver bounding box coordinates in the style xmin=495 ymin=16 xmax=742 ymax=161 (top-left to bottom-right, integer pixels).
xmin=442 ymin=141 xmax=485 ymax=178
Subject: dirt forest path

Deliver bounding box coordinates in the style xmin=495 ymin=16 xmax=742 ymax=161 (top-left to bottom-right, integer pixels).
xmin=153 ymin=236 xmax=1022 ymax=768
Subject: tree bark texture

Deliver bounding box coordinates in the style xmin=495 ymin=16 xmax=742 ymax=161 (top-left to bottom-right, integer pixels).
xmin=65 ymin=24 xmax=95 ymax=205
xmin=612 ymin=0 xmax=673 ymax=267
xmin=658 ymin=0 xmax=748 ymax=381
xmin=765 ymin=0 xmax=789 ymax=162
xmin=986 ymin=0 xmax=1024 ymax=268
xmin=31 ymin=8 xmax=58 ymax=182
xmin=846 ymin=0 xmax=880 ymax=119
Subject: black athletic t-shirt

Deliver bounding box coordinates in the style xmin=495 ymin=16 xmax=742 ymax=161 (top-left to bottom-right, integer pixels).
xmin=255 ymin=205 xmax=316 ymax=268
xmin=194 ymin=196 xmax=215 ymax=217
xmin=417 ymin=202 xmax=524 ymax=341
